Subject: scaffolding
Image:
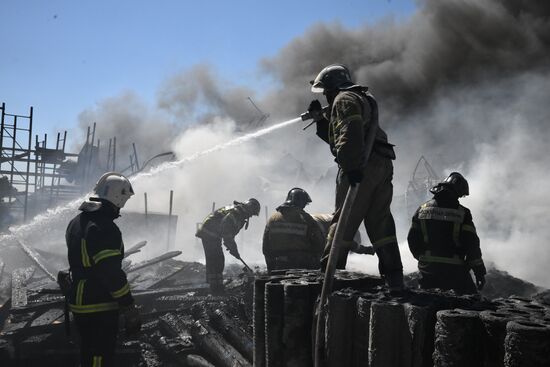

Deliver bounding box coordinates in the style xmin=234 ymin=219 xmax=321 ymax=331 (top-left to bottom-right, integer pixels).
xmin=0 ymin=103 xmax=34 ymax=221
xmin=0 ymin=103 xmax=80 ymax=223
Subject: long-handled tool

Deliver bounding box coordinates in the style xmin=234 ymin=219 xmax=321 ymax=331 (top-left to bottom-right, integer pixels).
xmin=237 ymin=256 xmax=253 ymax=273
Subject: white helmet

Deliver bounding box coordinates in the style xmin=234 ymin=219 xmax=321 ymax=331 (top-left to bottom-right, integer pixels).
xmin=93 ymin=172 xmax=134 ymax=209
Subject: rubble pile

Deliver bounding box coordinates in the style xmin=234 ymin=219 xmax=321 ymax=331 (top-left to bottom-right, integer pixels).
xmin=0 ymin=258 xmax=256 ymax=367
xmin=1 ymin=243 xmax=549 ymax=367
xmin=254 ymin=269 xmax=550 ymax=367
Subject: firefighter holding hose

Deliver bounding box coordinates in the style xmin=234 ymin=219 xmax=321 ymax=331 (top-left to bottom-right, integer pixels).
xmin=305 ymin=64 xmax=404 ymax=292
xmin=196 ymin=198 xmax=261 ymax=293
xmin=65 ymin=172 xmax=141 ymax=367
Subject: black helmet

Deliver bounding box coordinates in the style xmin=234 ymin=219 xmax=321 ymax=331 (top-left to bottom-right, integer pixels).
xmin=283 ymin=188 xmax=312 ymax=209
xmin=243 ymin=198 xmax=261 ymax=216
xmin=432 ymin=172 xmax=469 ymax=197
xmin=310 ymin=64 xmax=356 ymax=93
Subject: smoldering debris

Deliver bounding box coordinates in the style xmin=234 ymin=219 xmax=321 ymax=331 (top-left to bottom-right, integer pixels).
xmin=405 ymin=265 xmax=544 ymax=301
xmin=0 ymin=257 xmax=255 ymax=367
xmin=0 ymin=257 xmax=549 ymax=366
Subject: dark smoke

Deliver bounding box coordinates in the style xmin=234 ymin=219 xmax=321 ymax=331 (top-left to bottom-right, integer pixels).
xmin=157 ymin=64 xmax=257 ymax=125
xmin=261 ymin=0 xmax=550 ymax=116
xmin=77 ymin=92 xmax=177 ymax=171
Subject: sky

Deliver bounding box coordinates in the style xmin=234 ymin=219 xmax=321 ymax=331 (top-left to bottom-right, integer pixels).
xmin=0 ymin=0 xmax=416 ymax=142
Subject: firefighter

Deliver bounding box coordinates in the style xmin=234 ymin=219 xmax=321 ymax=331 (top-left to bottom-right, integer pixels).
xmin=408 ymin=172 xmax=486 ymax=294
xmin=66 ymin=172 xmax=141 ymax=367
xmin=195 ymin=198 xmax=260 ymax=293
xmin=262 ymin=188 xmax=325 ymax=272
xmin=306 ymin=64 xmax=404 ymax=291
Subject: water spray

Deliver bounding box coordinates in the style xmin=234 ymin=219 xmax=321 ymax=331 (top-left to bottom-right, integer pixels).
xmin=3 ymin=117 xmax=303 ymax=239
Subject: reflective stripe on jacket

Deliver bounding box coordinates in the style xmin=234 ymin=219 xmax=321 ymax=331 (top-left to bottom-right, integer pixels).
xmin=407 ymin=198 xmax=485 ymax=274
xmin=66 ymin=203 xmax=134 ymax=313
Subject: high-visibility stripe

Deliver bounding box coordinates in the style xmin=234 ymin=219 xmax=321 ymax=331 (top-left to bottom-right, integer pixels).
xmin=270 ymin=222 xmax=308 ymax=236
xmin=462 ymin=224 xmax=477 ymax=234
xmin=69 ymin=302 xmax=119 ymax=314
xmin=93 ymin=356 xmax=103 ymax=367
xmin=468 ymin=258 xmax=484 ymax=267
xmin=419 ymin=251 xmax=465 ymax=265
xmin=93 ymin=249 xmax=122 ymax=264
xmin=334 ymin=114 xmax=362 ymax=131
xmin=418 ymin=206 xmax=465 ymax=223
xmin=373 ymin=235 xmax=397 ymax=249
xmin=76 ymin=279 xmax=86 ymax=306
xmin=420 ymin=220 xmax=429 ymax=243
xmin=110 ymin=282 xmax=130 ymax=299
xmin=81 ymin=239 xmax=91 ymax=268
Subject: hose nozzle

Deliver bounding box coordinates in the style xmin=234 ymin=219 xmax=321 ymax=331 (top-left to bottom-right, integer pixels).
xmin=300 ymin=105 xmax=330 ymax=121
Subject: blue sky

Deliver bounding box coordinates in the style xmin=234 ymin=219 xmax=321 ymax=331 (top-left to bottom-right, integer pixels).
xmin=1 ymin=0 xmax=416 ymax=142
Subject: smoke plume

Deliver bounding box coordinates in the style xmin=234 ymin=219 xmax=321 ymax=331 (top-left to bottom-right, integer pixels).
xmin=48 ymin=0 xmax=550 ymax=286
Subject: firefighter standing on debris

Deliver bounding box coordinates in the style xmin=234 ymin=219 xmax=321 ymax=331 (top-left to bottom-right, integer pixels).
xmin=407 ymin=172 xmax=486 ymax=294
xmin=196 ymin=198 xmax=260 ymax=293
xmin=262 ymin=188 xmax=325 ymax=272
xmin=306 ymin=64 xmax=404 ymax=291
xmin=65 ymin=172 xmax=141 ymax=367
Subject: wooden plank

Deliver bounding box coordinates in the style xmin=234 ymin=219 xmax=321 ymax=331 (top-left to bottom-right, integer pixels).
xmin=124 ymin=240 xmax=147 ymax=258
xmin=126 ymin=251 xmax=182 ymax=273
xmin=10 ymin=236 xmax=56 ymax=281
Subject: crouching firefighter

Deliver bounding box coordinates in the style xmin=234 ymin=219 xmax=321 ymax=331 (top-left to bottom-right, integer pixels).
xmin=196 ymin=198 xmax=261 ymax=293
xmin=407 ymin=172 xmax=486 ymax=294
xmin=65 ymin=172 xmax=142 ymax=367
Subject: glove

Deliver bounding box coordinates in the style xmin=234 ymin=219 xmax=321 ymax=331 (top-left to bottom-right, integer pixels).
xmin=307 ymin=100 xmax=324 ymax=122
xmin=345 ymin=169 xmax=363 ymax=186
xmin=475 ymin=273 xmax=486 ymax=291
xmin=122 ymin=304 xmax=142 ymax=335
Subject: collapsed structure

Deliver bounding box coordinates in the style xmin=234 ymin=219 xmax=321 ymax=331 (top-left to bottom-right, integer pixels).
xmin=1 ymin=256 xmax=549 ymax=367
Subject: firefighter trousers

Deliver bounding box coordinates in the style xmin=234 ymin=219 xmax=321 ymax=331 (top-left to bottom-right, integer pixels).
xmin=74 ymin=310 xmax=119 ymax=367
xmin=201 ymin=236 xmax=225 ymax=292
xmin=419 ymin=264 xmax=478 ymax=294
xmin=322 ymin=153 xmax=403 ymax=279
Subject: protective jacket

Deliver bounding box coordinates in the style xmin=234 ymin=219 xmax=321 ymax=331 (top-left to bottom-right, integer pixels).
xmin=195 ymin=204 xmax=249 ymax=253
xmin=316 ymin=88 xmax=395 ymax=172
xmin=262 ymin=205 xmax=325 ymax=271
xmin=407 ymin=190 xmax=486 ymax=292
xmin=66 ymin=199 xmax=134 ymax=314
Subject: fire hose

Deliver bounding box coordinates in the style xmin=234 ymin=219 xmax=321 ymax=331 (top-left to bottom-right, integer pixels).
xmin=313 ymin=185 xmax=358 ymax=367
